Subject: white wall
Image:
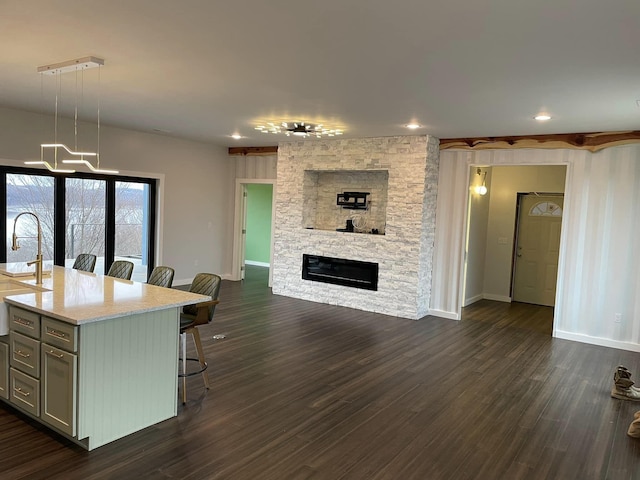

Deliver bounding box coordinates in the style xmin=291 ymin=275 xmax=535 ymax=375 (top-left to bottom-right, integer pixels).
xmin=463 ymin=167 xmax=491 ymax=306
xmin=432 ymin=146 xmax=640 ymax=352
xmin=0 ymin=107 xmax=234 ymax=284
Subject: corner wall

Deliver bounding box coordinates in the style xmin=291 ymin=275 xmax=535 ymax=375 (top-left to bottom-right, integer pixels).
xmin=272 ymin=135 xmax=439 ymax=320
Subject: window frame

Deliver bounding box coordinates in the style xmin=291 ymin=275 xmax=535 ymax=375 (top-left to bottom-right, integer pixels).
xmin=0 ymin=166 xmax=156 ymax=279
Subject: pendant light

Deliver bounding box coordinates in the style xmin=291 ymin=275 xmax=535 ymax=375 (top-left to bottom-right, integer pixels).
xmin=26 ymin=56 xmax=118 ymax=174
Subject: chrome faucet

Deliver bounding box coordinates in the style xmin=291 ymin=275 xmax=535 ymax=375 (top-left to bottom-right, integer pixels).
xmin=11 ymin=212 xmax=44 ymax=285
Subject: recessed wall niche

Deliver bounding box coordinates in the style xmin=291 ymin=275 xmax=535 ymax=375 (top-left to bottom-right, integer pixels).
xmin=302 ymin=170 xmax=389 ymax=234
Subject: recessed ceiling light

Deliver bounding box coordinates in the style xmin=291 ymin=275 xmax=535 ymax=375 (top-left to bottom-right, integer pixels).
xmin=405 ymin=123 xmax=421 ymax=129
xmin=534 ymin=114 xmax=551 ymax=121
xmin=231 ymin=134 xmax=242 ymax=139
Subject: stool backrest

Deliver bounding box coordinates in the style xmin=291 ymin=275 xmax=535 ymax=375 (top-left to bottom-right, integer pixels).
xmin=148 ymin=266 xmax=175 ymax=288
xmin=183 ymin=273 xmax=221 ymax=323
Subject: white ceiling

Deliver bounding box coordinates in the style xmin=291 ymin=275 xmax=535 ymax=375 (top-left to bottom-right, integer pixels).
xmin=1 ymin=0 xmax=639 ymax=148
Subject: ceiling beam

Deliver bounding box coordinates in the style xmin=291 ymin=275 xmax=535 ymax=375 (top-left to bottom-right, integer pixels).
xmin=229 ymin=131 xmax=640 ymax=156
xmin=228 ymin=146 xmax=278 ymax=156
xmin=439 ymin=131 xmax=640 ymax=152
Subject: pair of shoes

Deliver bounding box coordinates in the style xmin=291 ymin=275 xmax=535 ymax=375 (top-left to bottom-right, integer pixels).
xmin=628 ymin=411 xmax=640 ymax=438
xmin=611 ymin=365 xmax=640 ymax=401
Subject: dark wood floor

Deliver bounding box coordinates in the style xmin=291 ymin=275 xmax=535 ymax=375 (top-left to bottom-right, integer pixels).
xmin=2 ymin=265 xmax=640 ymax=479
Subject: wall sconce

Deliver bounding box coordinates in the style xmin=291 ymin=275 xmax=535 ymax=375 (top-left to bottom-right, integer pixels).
xmin=474 ymin=168 xmax=488 ymax=195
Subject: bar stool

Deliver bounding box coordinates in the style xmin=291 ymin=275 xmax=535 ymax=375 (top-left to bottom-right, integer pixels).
xmin=179 ymin=273 xmax=221 ymax=403
xmin=72 ymin=253 xmax=97 ymax=273
xmin=106 ymin=260 xmax=134 ymax=280
xmin=147 ymin=266 xmax=175 ymax=288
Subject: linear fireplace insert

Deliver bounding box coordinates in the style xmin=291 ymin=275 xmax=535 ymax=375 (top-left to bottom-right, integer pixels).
xmin=302 ymin=254 xmax=378 ymax=291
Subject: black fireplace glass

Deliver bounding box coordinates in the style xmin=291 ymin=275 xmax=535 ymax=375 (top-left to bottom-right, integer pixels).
xmin=302 ymin=254 xmax=378 ymax=291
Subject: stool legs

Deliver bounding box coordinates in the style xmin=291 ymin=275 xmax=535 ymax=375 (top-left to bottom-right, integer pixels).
xmin=191 ymin=327 xmax=211 ymax=390
xmin=179 ymin=326 xmax=210 ymax=404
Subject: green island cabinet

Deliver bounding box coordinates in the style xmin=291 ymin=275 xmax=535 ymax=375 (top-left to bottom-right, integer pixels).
xmin=2 ymin=304 xmax=181 ymax=450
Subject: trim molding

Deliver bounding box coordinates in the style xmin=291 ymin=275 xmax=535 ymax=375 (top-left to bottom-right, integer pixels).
xmin=440 ymin=131 xmax=640 ymax=152
xmin=245 ymin=260 xmax=270 ymax=267
xmin=428 ymin=309 xmax=460 ymax=321
xmin=483 ymin=294 xmax=512 ymax=303
xmin=228 ymin=146 xmax=278 ymax=156
xmin=555 ymin=330 xmax=640 ymax=353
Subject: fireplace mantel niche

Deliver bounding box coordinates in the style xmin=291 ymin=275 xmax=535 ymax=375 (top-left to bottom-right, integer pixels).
xmin=303 ymin=169 xmax=389 ymax=234
xmin=272 ymin=135 xmax=440 ymax=320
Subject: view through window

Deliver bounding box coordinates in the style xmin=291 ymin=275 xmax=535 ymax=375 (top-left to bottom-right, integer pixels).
xmin=2 ymin=168 xmax=155 ymax=281
xmin=6 ymin=173 xmax=55 ymax=262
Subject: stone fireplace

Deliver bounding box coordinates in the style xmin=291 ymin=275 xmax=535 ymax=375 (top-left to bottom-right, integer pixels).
xmin=271 ymin=135 xmax=440 ymax=320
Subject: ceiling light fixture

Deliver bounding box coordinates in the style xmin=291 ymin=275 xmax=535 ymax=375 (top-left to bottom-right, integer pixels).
xmin=254 ymin=121 xmax=343 ymax=138
xmin=231 ymin=134 xmax=242 ymax=140
xmin=534 ymin=114 xmax=551 ymax=121
xmin=405 ymin=123 xmax=421 ymax=129
xmin=28 ymin=56 xmax=119 ymax=174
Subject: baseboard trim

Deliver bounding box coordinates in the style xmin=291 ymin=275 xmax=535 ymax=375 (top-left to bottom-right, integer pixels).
xmin=463 ymin=294 xmax=483 ymax=307
xmin=554 ymin=330 xmax=640 ymax=353
xmin=483 ymin=294 xmax=512 ymax=303
xmin=173 ymin=273 xmax=233 ymax=287
xmin=245 ymin=260 xmax=270 ymax=267
xmin=428 ymin=309 xmax=460 ymax=321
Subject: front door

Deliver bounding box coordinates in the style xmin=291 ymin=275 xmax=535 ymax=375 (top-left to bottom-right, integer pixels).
xmin=512 ymin=194 xmax=563 ymax=306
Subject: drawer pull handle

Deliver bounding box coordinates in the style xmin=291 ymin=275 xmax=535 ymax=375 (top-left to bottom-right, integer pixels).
xmin=14 ymin=387 xmax=30 ymax=397
xmin=13 ymin=317 xmax=33 ymax=327
xmin=15 ymin=350 xmax=30 ymax=359
xmin=46 ymin=350 xmax=64 ymax=359
xmin=47 ymin=329 xmax=68 ymax=339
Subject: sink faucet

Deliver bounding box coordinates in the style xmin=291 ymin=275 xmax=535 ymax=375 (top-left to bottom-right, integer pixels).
xmin=11 ymin=212 xmax=44 ymax=285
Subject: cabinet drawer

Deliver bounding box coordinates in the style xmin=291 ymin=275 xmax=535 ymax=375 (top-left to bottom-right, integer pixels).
xmin=0 ymin=340 xmax=8 ymax=400
xmin=9 ymin=306 xmax=40 ymax=339
xmin=42 ymin=317 xmax=78 ymax=353
xmin=10 ymin=331 xmax=40 ymax=378
xmin=9 ymin=367 xmax=40 ymax=416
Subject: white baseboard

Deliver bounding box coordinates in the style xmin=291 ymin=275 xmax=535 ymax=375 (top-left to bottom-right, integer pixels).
xmin=245 ymin=260 xmax=270 ymax=267
xmin=173 ymin=273 xmax=233 ymax=287
xmin=463 ymin=294 xmax=483 ymax=307
xmin=554 ymin=330 xmax=640 ymax=353
xmin=428 ymin=309 xmax=460 ymax=321
xmin=483 ymin=294 xmax=512 ymax=303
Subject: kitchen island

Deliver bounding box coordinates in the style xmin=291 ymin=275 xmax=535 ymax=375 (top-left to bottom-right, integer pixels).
xmin=0 ymin=264 xmax=208 ymax=450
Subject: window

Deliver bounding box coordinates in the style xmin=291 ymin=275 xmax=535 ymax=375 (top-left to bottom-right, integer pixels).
xmin=65 ymin=177 xmax=106 ymax=270
xmin=6 ymin=173 xmax=55 ymax=262
xmin=0 ymin=167 xmax=156 ymax=279
xmin=529 ymin=201 xmax=562 ymax=217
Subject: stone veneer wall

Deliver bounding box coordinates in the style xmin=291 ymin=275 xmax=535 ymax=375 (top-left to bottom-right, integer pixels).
xmin=272 ymin=135 xmax=440 ymax=320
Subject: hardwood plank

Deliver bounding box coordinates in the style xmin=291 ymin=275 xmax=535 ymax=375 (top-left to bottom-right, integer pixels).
xmin=1 ymin=265 xmax=640 ymax=479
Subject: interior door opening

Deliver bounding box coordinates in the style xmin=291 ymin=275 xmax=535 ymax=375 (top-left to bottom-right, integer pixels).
xmin=232 ymin=179 xmax=275 ymax=287
xmin=460 ymin=164 xmax=567 ymax=334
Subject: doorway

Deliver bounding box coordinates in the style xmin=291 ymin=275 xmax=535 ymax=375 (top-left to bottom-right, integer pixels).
xmin=460 ymin=164 xmax=567 ymax=331
xmin=244 ymin=184 xmax=273 ymax=283
xmin=231 ymin=179 xmax=276 ymax=286
xmin=512 ymin=193 xmax=563 ymax=306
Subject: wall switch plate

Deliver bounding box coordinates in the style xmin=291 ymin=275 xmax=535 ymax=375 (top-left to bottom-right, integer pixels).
xmin=615 ymin=313 xmax=622 ymax=323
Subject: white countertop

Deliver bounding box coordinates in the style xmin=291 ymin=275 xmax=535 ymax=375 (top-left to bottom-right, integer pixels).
xmin=0 ymin=264 xmax=208 ymax=327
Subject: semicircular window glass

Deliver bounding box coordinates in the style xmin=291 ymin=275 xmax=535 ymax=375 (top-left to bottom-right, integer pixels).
xmin=529 ymin=201 xmax=562 ymax=217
